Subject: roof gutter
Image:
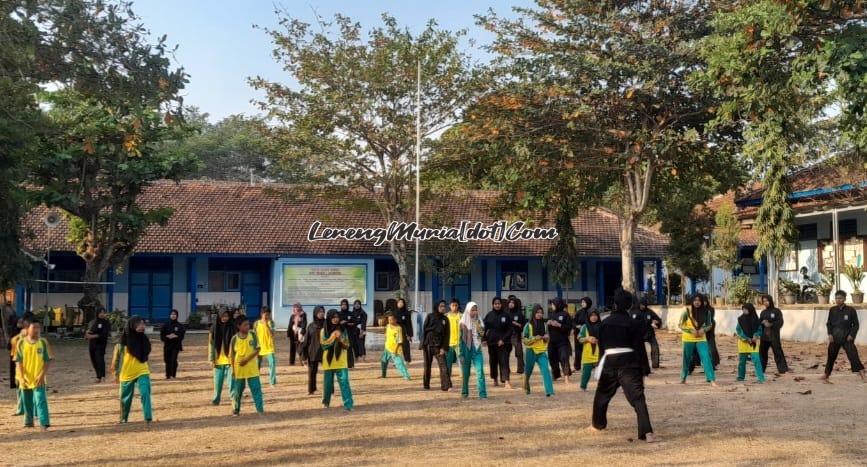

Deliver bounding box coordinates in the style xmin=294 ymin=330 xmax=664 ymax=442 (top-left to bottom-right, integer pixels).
xmin=736 ymin=180 xmax=867 ymax=207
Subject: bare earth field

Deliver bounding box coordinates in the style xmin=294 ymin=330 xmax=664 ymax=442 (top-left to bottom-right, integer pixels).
xmin=1 ymin=331 xmax=866 ymax=466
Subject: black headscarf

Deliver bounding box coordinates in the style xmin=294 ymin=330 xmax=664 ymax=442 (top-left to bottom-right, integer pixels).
xmin=324 ymin=309 xmax=345 ymax=365
xmin=550 ymin=297 xmax=565 ymax=314
xmin=492 ymin=296 xmax=503 ymax=313
xmin=531 ymin=304 xmax=546 ymax=336
xmin=313 ymin=306 xmax=326 ymax=327
xmin=580 ymin=297 xmax=593 ymax=310
xmin=739 ymin=303 xmax=760 ymax=340
xmin=586 ymin=310 xmax=602 ymax=354
xmin=613 ymin=289 xmax=633 ymax=314
xmin=689 ymin=294 xmax=709 ymax=329
xmin=121 ymin=316 xmax=151 ymax=363
xmin=211 ymin=311 xmax=234 ymax=357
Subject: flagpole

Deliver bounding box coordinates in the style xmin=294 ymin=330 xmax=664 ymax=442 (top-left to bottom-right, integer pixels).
xmin=413 ymin=60 xmax=421 ymax=318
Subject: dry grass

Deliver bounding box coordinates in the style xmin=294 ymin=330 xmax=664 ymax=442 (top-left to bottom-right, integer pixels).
xmin=1 ymin=331 xmax=866 ymax=466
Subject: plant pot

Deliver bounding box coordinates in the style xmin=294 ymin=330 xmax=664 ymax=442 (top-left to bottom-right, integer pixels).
xmin=817 ymin=295 xmax=829 ymax=305
xmin=853 ymin=293 xmax=864 ymax=304
xmin=782 ymin=293 xmax=797 ymax=305
xmin=714 ymin=297 xmax=724 ymax=306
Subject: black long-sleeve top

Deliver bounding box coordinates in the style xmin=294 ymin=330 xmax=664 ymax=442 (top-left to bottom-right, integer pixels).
xmin=599 ymin=310 xmax=650 ymax=375
xmin=547 ymin=310 xmax=573 ymax=345
xmin=483 ymin=309 xmax=513 ymax=344
xmin=304 ymin=322 xmax=323 ymax=363
xmin=827 ymin=305 xmax=860 ymax=343
xmin=422 ymin=312 xmax=451 ymax=351
xmin=395 ymin=308 xmax=413 ymax=338
xmin=759 ymin=307 xmax=783 ymax=341
xmin=160 ymin=321 xmax=186 ymax=350
xmin=631 ymin=308 xmax=662 ymax=340
xmin=87 ymin=318 xmax=111 ymax=346
xmin=287 ymin=312 xmax=309 ymax=340
xmin=509 ymin=308 xmax=527 ymax=337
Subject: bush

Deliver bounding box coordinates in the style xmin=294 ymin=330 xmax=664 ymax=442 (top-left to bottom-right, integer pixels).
xmin=778 ymin=278 xmax=800 ymax=295
xmin=727 ymin=274 xmax=755 ymax=305
xmin=107 ymin=309 xmax=127 ymax=338
xmin=815 ymin=271 xmax=835 ymax=297
xmin=843 ymin=264 xmax=865 ymax=293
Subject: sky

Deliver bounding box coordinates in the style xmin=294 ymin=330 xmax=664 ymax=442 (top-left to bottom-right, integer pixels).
xmin=133 ymin=1 xmax=533 ymax=122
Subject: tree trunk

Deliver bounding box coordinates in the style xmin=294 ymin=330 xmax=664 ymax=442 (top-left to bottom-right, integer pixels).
xmin=78 ymin=262 xmax=104 ymax=321
xmin=620 ymin=214 xmax=637 ymax=293
xmin=389 ymin=239 xmax=411 ymax=305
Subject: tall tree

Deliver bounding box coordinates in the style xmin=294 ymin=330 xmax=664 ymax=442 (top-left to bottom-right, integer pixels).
xmin=708 ymin=201 xmax=742 ymax=301
xmin=438 ymin=0 xmax=742 ymax=292
xmin=28 ymin=1 xmax=197 ymax=311
xmin=251 ymin=13 xmax=478 ymax=302
xmin=698 ymin=0 xmax=867 ymax=263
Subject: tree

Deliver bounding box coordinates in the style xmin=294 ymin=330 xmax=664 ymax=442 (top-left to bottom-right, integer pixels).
xmin=708 ymin=201 xmax=741 ymax=302
xmin=251 ymin=13 xmax=478 ymax=302
xmin=438 ymin=0 xmax=742 ymax=292
xmin=28 ymin=1 xmax=197 ymax=311
xmin=698 ymin=0 xmax=867 ymax=263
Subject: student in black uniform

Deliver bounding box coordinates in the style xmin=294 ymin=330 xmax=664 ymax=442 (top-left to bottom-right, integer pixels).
xmin=573 ymin=297 xmax=592 ymax=372
xmin=422 ymin=300 xmax=452 ymax=391
xmin=483 ymin=296 xmax=513 ymax=388
xmin=353 ymin=300 xmax=368 ymax=362
xmin=84 ymin=307 xmax=111 ymax=383
xmin=633 ymin=298 xmax=662 ymax=370
xmin=159 ymin=309 xmax=186 ymax=379
xmin=394 ymin=298 xmax=414 ymax=363
xmin=287 ymin=303 xmax=307 ymax=366
xmin=547 ymin=297 xmax=573 ymax=383
xmin=303 ymin=306 xmax=326 ymax=395
xmin=508 ymin=297 xmax=526 ymax=375
xmin=702 ymin=295 xmax=721 ymax=369
xmin=338 ymin=299 xmax=357 ymax=369
xmin=759 ymin=294 xmax=790 ymax=374
xmin=822 ymin=290 xmax=866 ymax=382
xmin=590 ymin=288 xmax=654 ymax=443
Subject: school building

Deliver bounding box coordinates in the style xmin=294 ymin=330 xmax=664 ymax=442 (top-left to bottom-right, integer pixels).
xmin=11 ymin=180 xmax=668 ymax=329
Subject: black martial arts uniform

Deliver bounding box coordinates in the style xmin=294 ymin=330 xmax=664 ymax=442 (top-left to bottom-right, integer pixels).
xmin=632 ymin=305 xmax=662 ymax=369
xmin=825 ymin=304 xmax=864 ymax=376
xmin=160 ymin=318 xmax=186 ymax=379
xmin=759 ymin=305 xmax=789 ymax=373
xmin=484 ymin=307 xmax=513 ymax=384
xmin=573 ymin=298 xmax=592 ymax=371
xmin=547 ymin=301 xmax=573 ymax=380
xmin=339 ymin=304 xmax=357 ymax=369
xmin=303 ymin=317 xmax=324 ymax=394
xmin=6 ymin=312 xmax=19 ymax=388
xmin=394 ymin=305 xmax=414 ymax=362
xmin=508 ymin=302 xmax=527 ymax=374
xmin=86 ymin=317 xmax=111 ymax=379
xmin=422 ymin=311 xmax=452 ymax=390
xmin=287 ymin=311 xmax=308 ymax=365
xmin=356 ymin=308 xmax=368 ymax=359
xmin=592 ymin=294 xmax=653 ymax=440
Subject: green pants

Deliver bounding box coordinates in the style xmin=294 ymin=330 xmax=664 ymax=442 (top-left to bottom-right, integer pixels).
xmin=212 ymin=364 xmax=234 ymax=404
xmin=446 ymin=346 xmax=458 ymax=377
xmin=737 ymin=352 xmax=766 ymax=383
xmin=681 ymin=341 xmax=716 ymax=382
xmin=459 ymin=343 xmax=487 ymax=399
xmin=259 ymin=353 xmax=277 ymax=386
xmin=14 ymin=387 xmax=23 ymax=416
xmin=120 ymin=375 xmax=152 ymax=423
xmin=21 ymin=386 xmax=50 ymax=428
xmin=580 ymin=362 xmax=597 ymax=390
xmin=322 ymin=369 xmax=353 ymax=410
xmin=524 ymin=350 xmax=554 ymax=396
xmin=231 ymin=376 xmax=264 ymax=414
xmin=381 ymin=350 xmax=410 ymax=380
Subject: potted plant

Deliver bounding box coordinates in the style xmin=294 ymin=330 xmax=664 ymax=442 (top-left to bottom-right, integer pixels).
xmin=814 ymin=271 xmax=835 ymax=305
xmin=778 ymin=278 xmax=800 ymax=305
xmin=727 ymin=274 xmax=755 ymax=305
xmin=843 ymin=264 xmax=865 ymax=304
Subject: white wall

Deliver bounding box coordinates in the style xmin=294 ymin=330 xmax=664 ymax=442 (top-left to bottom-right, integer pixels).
xmin=196 ymin=292 xmax=242 ymax=307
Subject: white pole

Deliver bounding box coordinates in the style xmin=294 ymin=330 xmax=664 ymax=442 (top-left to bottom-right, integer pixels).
xmin=832 ymin=208 xmax=840 ymax=294
xmin=413 ymin=60 xmax=421 ymax=316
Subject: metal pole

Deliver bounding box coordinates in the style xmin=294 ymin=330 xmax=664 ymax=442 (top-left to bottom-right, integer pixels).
xmin=832 ymin=208 xmax=840 ymax=294
xmin=413 ymin=60 xmax=421 ymax=317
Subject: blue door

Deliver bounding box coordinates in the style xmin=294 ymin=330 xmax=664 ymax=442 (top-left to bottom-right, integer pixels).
xmin=241 ymin=272 xmax=261 ymax=319
xmin=130 ymin=270 xmax=173 ymax=323
xmin=451 ymin=273 xmax=471 ymax=308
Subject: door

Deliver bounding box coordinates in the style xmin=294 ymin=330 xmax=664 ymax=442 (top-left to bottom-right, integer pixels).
xmin=129 ymin=270 xmax=172 ymax=323
xmin=241 ymin=272 xmax=261 ymax=319
xmin=450 ymin=273 xmax=471 ymax=308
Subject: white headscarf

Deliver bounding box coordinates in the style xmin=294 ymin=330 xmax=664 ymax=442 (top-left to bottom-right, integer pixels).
xmin=460 ymin=301 xmax=483 ymax=350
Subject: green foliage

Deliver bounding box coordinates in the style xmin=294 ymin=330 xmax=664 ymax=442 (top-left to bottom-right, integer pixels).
xmin=816 ymin=270 xmax=835 ymax=296
xmin=544 ymin=206 xmax=580 ymax=289
xmin=778 ymin=278 xmax=800 ymax=295
xmin=108 ymin=309 xmax=128 ymax=338
xmin=727 ymin=274 xmax=755 ymax=305
xmin=843 ymin=264 xmax=866 ymax=293
xmin=709 ymin=202 xmax=741 ymax=272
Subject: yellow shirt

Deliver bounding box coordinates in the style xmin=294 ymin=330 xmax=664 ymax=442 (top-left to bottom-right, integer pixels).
xmin=321 ymin=329 xmax=349 ymax=371
xmin=232 ymin=333 xmax=260 ymax=379
xmin=255 ymin=320 xmax=275 ymax=356
xmin=579 ymin=326 xmax=600 ymax=365
xmin=522 ymin=323 xmax=548 ymax=354
xmin=447 ymin=312 xmax=461 ymax=347
xmin=384 ymin=324 xmax=403 ymax=354
xmin=16 ymin=338 xmax=51 ymax=389
xmin=116 ymin=345 xmax=150 ymax=382
xmin=679 ymin=309 xmax=708 ymax=343
xmin=211 ymin=332 xmax=232 ymax=366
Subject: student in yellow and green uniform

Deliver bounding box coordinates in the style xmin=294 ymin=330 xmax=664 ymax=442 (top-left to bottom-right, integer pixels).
xmin=578 ymin=310 xmax=602 ymax=391
xmin=111 ymin=317 xmax=152 ymax=424
xmin=381 ymin=312 xmax=411 ymax=380
xmin=230 ymin=316 xmax=264 ymax=415
xmin=736 ymin=304 xmax=765 ymax=383
xmin=522 ymin=304 xmax=554 ymax=396
xmin=446 ymin=298 xmax=461 ymax=381
xmin=15 ymin=321 xmax=52 ymax=429
xmin=209 ymin=310 xmax=235 ymax=405
xmin=321 ymin=309 xmax=354 ymax=410
xmin=254 ymin=307 xmax=277 ymax=386
xmin=9 ymin=316 xmax=29 ymax=417
xmin=679 ymin=294 xmax=717 ymax=385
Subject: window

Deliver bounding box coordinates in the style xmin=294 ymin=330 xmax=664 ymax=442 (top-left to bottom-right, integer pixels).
xmin=208 ymin=271 xmax=241 ymax=292
xmin=501 ymin=260 xmax=529 ymax=291
xmin=798 ymin=224 xmax=817 ymax=241
xmin=839 ymin=219 xmax=858 ymax=238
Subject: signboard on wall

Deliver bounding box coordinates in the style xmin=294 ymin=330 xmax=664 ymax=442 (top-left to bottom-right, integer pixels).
xmin=282 ymin=264 xmax=368 ymax=306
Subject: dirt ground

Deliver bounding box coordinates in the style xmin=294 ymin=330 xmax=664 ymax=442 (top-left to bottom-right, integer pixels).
xmin=1 ymin=331 xmax=866 ymax=466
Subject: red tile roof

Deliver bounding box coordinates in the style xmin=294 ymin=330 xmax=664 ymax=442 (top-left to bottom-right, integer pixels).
xmin=21 ymin=181 xmax=669 ymax=258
